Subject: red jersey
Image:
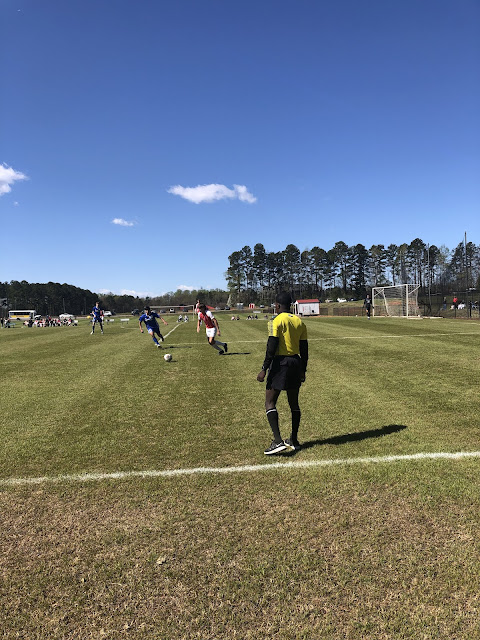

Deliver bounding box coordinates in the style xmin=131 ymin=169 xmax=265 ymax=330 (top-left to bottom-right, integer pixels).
xmin=198 ymin=310 xmax=215 ymax=329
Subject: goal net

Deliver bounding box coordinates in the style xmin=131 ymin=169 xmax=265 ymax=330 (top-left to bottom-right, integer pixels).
xmin=372 ymin=284 xmax=420 ymax=317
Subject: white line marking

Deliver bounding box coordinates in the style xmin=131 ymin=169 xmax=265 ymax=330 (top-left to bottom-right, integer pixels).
xmin=163 ymin=324 xmax=181 ymax=340
xmin=2 ymin=451 xmax=480 ymax=487
xmin=170 ymin=331 xmax=480 ymax=347
xmin=311 ymin=331 xmax=480 ymax=341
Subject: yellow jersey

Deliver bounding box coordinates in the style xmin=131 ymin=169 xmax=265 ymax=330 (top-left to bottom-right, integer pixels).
xmin=268 ymin=313 xmax=307 ymax=356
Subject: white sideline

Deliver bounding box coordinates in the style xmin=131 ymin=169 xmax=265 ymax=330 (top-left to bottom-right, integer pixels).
xmin=170 ymin=331 xmax=480 ymax=347
xmin=2 ymin=451 xmax=480 ymax=487
xmin=163 ymin=324 xmax=181 ymax=339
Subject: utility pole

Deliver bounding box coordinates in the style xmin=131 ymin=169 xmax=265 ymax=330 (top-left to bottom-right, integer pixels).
xmin=465 ymin=232 xmax=469 ymax=315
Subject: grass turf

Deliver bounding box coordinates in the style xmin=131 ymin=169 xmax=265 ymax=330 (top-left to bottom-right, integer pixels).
xmin=1 ymin=315 xmax=480 ymax=638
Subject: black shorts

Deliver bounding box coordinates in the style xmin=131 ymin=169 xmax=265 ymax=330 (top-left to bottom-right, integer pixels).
xmin=266 ymin=355 xmax=303 ymax=390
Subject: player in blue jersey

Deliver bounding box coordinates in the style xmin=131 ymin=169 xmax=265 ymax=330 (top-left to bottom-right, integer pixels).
xmin=139 ymin=306 xmax=168 ymax=348
xmin=90 ymin=302 xmax=104 ymax=334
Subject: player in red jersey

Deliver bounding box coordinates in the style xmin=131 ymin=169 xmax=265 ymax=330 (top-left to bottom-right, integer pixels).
xmin=196 ymin=303 xmax=228 ymax=355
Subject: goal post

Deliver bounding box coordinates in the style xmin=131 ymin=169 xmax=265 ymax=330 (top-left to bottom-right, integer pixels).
xmin=371 ymin=284 xmax=420 ymax=318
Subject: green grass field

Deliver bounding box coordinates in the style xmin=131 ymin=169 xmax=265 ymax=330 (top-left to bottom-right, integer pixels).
xmin=1 ymin=315 xmax=480 ymax=639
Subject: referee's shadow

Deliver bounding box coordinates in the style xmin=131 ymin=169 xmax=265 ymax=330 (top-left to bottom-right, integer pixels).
xmin=282 ymin=424 xmax=407 ymax=456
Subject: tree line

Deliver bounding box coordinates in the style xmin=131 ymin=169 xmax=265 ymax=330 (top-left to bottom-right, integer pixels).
xmin=2 ymin=238 xmax=478 ymax=315
xmin=226 ymin=239 xmax=480 ymax=303
xmin=0 ymin=280 xmax=228 ymax=316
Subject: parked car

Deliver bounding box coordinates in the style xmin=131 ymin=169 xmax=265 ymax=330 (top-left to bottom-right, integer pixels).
xmin=131 ymin=309 xmax=140 ymax=315
xmin=104 ymin=311 xmax=112 ymax=317
xmin=59 ymin=313 xmax=75 ymax=320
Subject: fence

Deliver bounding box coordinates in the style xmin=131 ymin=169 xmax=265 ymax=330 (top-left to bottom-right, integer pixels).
xmin=418 ymin=291 xmax=480 ymax=319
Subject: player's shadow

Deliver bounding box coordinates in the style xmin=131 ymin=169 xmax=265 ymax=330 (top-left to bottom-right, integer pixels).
xmin=163 ymin=345 xmax=192 ymax=350
xmin=282 ymin=424 xmax=407 ymax=456
xmin=223 ymin=352 xmax=251 ymax=356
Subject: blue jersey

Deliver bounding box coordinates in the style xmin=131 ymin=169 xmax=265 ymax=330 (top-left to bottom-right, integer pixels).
xmin=92 ymin=306 xmax=102 ymax=320
xmin=139 ymin=312 xmax=160 ymax=330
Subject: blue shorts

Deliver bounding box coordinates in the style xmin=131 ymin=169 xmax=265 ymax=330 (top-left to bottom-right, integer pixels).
xmin=147 ymin=324 xmax=160 ymax=335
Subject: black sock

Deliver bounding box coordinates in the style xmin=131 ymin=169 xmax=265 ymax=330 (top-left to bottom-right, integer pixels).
xmin=266 ymin=409 xmax=282 ymax=443
xmin=291 ymin=409 xmax=301 ymax=442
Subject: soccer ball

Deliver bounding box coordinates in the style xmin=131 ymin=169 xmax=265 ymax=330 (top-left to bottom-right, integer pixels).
xmin=164 ymin=353 xmax=172 ymax=362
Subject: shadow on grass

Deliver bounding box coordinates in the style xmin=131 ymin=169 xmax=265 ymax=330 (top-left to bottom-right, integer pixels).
xmin=162 ymin=345 xmax=193 ymax=350
xmin=282 ymin=424 xmax=408 ymax=457
xmin=222 ymin=352 xmax=251 ymax=356
xmin=304 ymin=423 xmax=408 ymax=448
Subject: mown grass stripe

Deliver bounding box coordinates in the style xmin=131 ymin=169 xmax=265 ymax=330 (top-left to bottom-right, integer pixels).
xmin=168 ymin=331 xmax=480 ymax=346
xmin=2 ymin=450 xmax=480 ymax=487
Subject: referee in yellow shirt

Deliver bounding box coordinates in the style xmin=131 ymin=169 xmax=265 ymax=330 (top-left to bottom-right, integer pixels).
xmin=257 ymin=291 xmax=308 ymax=455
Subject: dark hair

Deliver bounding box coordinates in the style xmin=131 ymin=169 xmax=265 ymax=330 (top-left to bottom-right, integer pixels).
xmin=144 ymin=306 xmax=151 ymax=311
xmin=276 ymin=291 xmax=292 ymax=307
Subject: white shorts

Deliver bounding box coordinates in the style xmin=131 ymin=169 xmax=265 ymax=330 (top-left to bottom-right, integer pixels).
xmin=206 ymin=327 xmax=217 ymax=339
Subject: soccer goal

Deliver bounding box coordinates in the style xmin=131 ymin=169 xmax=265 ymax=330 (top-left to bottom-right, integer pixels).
xmin=372 ymin=284 xmax=421 ymax=317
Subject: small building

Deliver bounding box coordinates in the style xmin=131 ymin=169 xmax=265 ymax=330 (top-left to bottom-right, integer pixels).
xmin=294 ymin=299 xmax=320 ymax=316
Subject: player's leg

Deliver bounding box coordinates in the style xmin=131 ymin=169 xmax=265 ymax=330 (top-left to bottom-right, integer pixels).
xmin=148 ymin=327 xmax=161 ymax=347
xmin=215 ymin=337 xmax=227 ymax=352
xmin=91 ymin=319 xmax=95 ymax=334
xmin=209 ymin=337 xmax=227 ymax=353
xmin=208 ymin=336 xmax=223 ymax=352
xmin=206 ymin=328 xmax=224 ymax=353
xmin=285 ymin=387 xmax=301 ymax=449
xmin=264 ymin=388 xmax=286 ymax=454
xmin=154 ymin=326 xmax=164 ymax=343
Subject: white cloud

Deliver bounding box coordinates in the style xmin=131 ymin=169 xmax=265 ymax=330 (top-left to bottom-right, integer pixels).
xmin=112 ymin=218 xmax=135 ymax=227
xmin=167 ymin=183 xmax=257 ymax=204
xmin=0 ymin=164 xmax=28 ymax=196
xmin=177 ymin=284 xmax=195 ymax=292
xmin=233 ymin=184 xmax=257 ymax=203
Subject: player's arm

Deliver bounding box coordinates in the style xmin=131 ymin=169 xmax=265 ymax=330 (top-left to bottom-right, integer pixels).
xmin=213 ymin=317 xmax=221 ymax=335
xmin=196 ymin=316 xmax=201 ymax=333
xmin=300 ymin=339 xmax=308 ymax=381
xmin=139 ymin=317 xmax=144 ymax=332
xmin=257 ymin=336 xmax=279 ymax=382
xmin=160 ymin=316 xmax=168 ymax=326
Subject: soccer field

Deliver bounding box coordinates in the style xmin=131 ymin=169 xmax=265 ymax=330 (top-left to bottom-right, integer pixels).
xmin=1 ymin=316 xmax=480 ymax=639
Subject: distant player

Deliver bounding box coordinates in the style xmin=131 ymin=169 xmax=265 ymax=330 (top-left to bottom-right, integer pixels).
xmin=363 ymin=294 xmax=373 ymax=319
xmin=90 ymin=302 xmax=104 ymax=334
xmin=257 ymin=291 xmax=308 ymax=455
xmin=197 ymin=303 xmax=228 ymax=355
xmin=139 ymin=306 xmax=168 ymax=348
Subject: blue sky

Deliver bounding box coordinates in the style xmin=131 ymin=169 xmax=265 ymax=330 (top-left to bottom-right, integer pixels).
xmin=1 ymin=0 xmax=479 ymax=297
